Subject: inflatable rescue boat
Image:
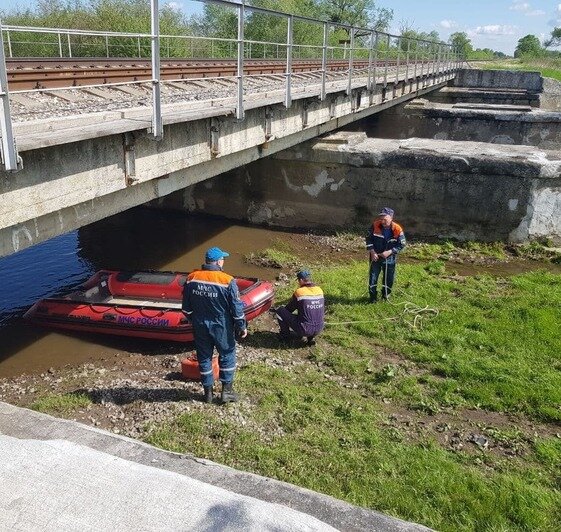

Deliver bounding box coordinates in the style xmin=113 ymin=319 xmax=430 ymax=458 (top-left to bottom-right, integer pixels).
xmin=24 ymin=270 xmax=275 ymax=342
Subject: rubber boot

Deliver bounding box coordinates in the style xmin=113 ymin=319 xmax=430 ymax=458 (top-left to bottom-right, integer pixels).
xmin=220 ymin=382 xmax=238 ymax=404
xmin=203 ymin=385 xmax=214 ymax=404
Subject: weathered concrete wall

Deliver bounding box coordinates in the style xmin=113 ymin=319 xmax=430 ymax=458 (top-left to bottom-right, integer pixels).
xmin=454 ymin=69 xmax=543 ymax=92
xmin=167 ymin=133 xmax=561 ymax=243
xmin=363 ymin=99 xmax=561 ymax=148
xmin=541 ymin=77 xmax=561 ymax=112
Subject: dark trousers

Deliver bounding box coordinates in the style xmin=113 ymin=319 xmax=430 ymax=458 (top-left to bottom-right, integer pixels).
xmin=369 ymin=261 xmax=396 ymax=300
xmin=193 ymin=320 xmax=236 ymax=387
xmin=275 ymin=307 xmax=306 ymax=338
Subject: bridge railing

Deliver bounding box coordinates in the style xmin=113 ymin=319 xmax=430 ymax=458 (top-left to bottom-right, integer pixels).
xmin=0 ymin=0 xmax=461 ymax=172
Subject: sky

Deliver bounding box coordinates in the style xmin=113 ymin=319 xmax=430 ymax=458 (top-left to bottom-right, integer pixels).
xmin=0 ymin=0 xmax=559 ymax=55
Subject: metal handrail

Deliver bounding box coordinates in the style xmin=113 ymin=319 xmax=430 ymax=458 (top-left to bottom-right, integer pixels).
xmin=0 ymin=1 xmax=461 ymax=172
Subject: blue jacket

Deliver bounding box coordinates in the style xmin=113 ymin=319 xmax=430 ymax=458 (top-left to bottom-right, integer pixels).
xmin=285 ymin=283 xmax=325 ymax=336
xmin=182 ymin=264 xmax=246 ymax=332
xmin=365 ymin=220 xmax=406 ymax=265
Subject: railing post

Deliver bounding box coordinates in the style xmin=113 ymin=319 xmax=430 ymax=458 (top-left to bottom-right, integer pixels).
xmin=431 ymin=42 xmax=436 ymax=84
xmin=58 ymin=32 xmax=63 ymax=57
xmin=67 ymin=32 xmax=72 ymax=58
xmin=394 ymin=37 xmax=400 ymax=96
xmin=366 ymin=30 xmax=374 ymax=94
xmin=105 ymin=35 xmax=109 ymax=58
xmin=373 ymin=32 xmax=379 ymax=88
xmin=405 ymin=37 xmax=410 ymax=90
xmin=436 ymin=43 xmax=442 ymax=83
xmin=285 ymin=14 xmax=293 ymax=108
xmin=0 ymin=22 xmax=20 ymax=171
xmin=347 ymin=27 xmax=354 ymax=97
xmin=6 ymin=30 xmax=12 ymax=58
xmin=236 ymin=0 xmax=245 ymax=119
xmin=320 ymin=22 xmax=327 ymax=100
xmin=383 ymin=33 xmax=389 ymax=98
xmin=150 ymin=0 xmax=163 ymax=140
xmin=414 ymin=40 xmax=419 ymax=90
xmin=137 ymin=36 xmax=141 ymax=58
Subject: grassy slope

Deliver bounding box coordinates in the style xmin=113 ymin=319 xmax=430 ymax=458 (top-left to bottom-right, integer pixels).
xmin=147 ymin=259 xmax=561 ymax=531
xmin=474 ymin=58 xmax=561 ymax=82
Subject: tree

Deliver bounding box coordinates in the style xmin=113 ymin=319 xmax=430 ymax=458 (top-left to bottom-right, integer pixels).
xmin=448 ymin=32 xmax=472 ymax=58
xmin=514 ymin=34 xmax=542 ymax=57
xmin=319 ymin=0 xmax=392 ymax=32
xmin=544 ymin=27 xmax=561 ymax=49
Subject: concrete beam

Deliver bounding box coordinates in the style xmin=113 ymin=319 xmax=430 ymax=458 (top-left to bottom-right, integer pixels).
xmin=0 ymin=75 xmax=453 ymax=258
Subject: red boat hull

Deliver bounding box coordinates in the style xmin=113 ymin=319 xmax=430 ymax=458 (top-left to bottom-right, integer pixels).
xmin=24 ymin=270 xmax=275 ymax=343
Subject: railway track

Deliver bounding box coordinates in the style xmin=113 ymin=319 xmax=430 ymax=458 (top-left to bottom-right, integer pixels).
xmin=5 ymin=57 xmax=419 ymax=90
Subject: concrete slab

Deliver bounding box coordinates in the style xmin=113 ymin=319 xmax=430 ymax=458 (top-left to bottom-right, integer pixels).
xmin=0 ymin=434 xmax=338 ymax=532
xmin=0 ymin=401 xmax=430 ymax=531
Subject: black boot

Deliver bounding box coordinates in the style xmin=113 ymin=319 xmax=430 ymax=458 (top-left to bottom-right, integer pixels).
xmin=307 ymin=336 xmax=316 ymax=346
xmin=203 ymin=386 xmax=214 ymax=404
xmin=220 ymin=382 xmax=239 ymax=404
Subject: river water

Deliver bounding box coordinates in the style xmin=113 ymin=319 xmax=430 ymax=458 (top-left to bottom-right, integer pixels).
xmin=0 ymin=208 xmax=284 ymax=378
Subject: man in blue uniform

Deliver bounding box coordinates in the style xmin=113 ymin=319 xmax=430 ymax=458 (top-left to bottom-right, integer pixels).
xmin=274 ymin=270 xmax=324 ymax=346
xmin=182 ymin=247 xmax=247 ymax=404
xmin=366 ymin=207 xmax=406 ymax=302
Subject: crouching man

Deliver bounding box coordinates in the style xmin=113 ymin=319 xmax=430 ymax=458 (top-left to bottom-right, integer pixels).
xmin=275 ymin=270 xmax=324 ymax=346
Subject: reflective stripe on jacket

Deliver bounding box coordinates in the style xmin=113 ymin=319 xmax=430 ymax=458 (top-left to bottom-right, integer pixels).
xmin=285 ymin=283 xmax=325 ymax=336
xmin=182 ymin=264 xmax=246 ymax=332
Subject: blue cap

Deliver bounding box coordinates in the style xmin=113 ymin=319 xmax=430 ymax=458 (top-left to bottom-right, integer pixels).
xmin=297 ymin=270 xmax=311 ymax=280
xmin=205 ymin=247 xmax=230 ymax=261
xmin=378 ymin=207 xmax=395 ymax=217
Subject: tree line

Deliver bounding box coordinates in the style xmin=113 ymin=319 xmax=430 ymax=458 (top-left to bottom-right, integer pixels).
xmin=0 ymin=0 xmax=467 ymax=59
xmin=513 ymin=28 xmax=561 ymax=59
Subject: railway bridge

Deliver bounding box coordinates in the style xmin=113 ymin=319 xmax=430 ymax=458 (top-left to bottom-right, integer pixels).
xmin=0 ymin=2 xmax=462 ymax=258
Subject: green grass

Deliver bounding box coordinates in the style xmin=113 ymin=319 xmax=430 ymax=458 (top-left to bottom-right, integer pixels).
xmin=475 ymin=58 xmax=561 ymax=81
xmin=30 ymin=392 xmax=92 ymax=415
xmin=320 ymin=262 xmax=561 ymax=421
xmin=245 ymin=239 xmax=302 ymax=269
xmin=146 ymin=259 xmax=561 ymax=531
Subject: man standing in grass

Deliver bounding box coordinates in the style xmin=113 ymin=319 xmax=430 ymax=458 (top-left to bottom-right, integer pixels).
xmin=182 ymin=247 xmax=247 ymax=404
xmin=274 ymin=270 xmax=325 ymax=346
xmin=366 ymin=207 xmax=406 ymax=302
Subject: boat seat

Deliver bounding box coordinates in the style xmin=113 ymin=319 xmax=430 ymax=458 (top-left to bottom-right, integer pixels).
xmin=82 ymin=275 xmax=111 ymax=303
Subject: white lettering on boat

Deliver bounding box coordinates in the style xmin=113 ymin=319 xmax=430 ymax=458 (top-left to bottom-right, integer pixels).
xmin=117 ymin=316 xmax=170 ymax=327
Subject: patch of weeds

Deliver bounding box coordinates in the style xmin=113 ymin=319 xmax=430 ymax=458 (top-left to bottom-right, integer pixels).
xmin=512 ymin=239 xmax=561 ymax=263
xmin=411 ymin=398 xmax=441 ymax=416
xmin=485 ymin=427 xmax=528 ymax=452
xmin=245 ymin=247 xmax=301 ymax=269
xmin=374 ymin=363 xmax=398 ymax=383
xmin=533 ymin=438 xmax=561 ymax=470
xmin=30 ymin=392 xmax=91 ymax=415
xmin=424 ymin=260 xmax=446 ymax=275
xmin=406 ymin=242 xmax=452 ymax=261
xmin=461 ymin=241 xmax=507 ymax=260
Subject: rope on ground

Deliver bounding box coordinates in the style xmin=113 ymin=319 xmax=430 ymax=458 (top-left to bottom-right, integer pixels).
xmin=325 ymin=288 xmax=439 ymax=330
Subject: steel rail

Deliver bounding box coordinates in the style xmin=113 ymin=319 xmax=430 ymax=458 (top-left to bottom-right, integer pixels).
xmin=4 ymin=58 xmax=399 ymax=90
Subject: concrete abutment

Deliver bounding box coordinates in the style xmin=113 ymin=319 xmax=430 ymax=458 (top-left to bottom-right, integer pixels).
xmin=157 ymin=70 xmax=561 ymax=244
